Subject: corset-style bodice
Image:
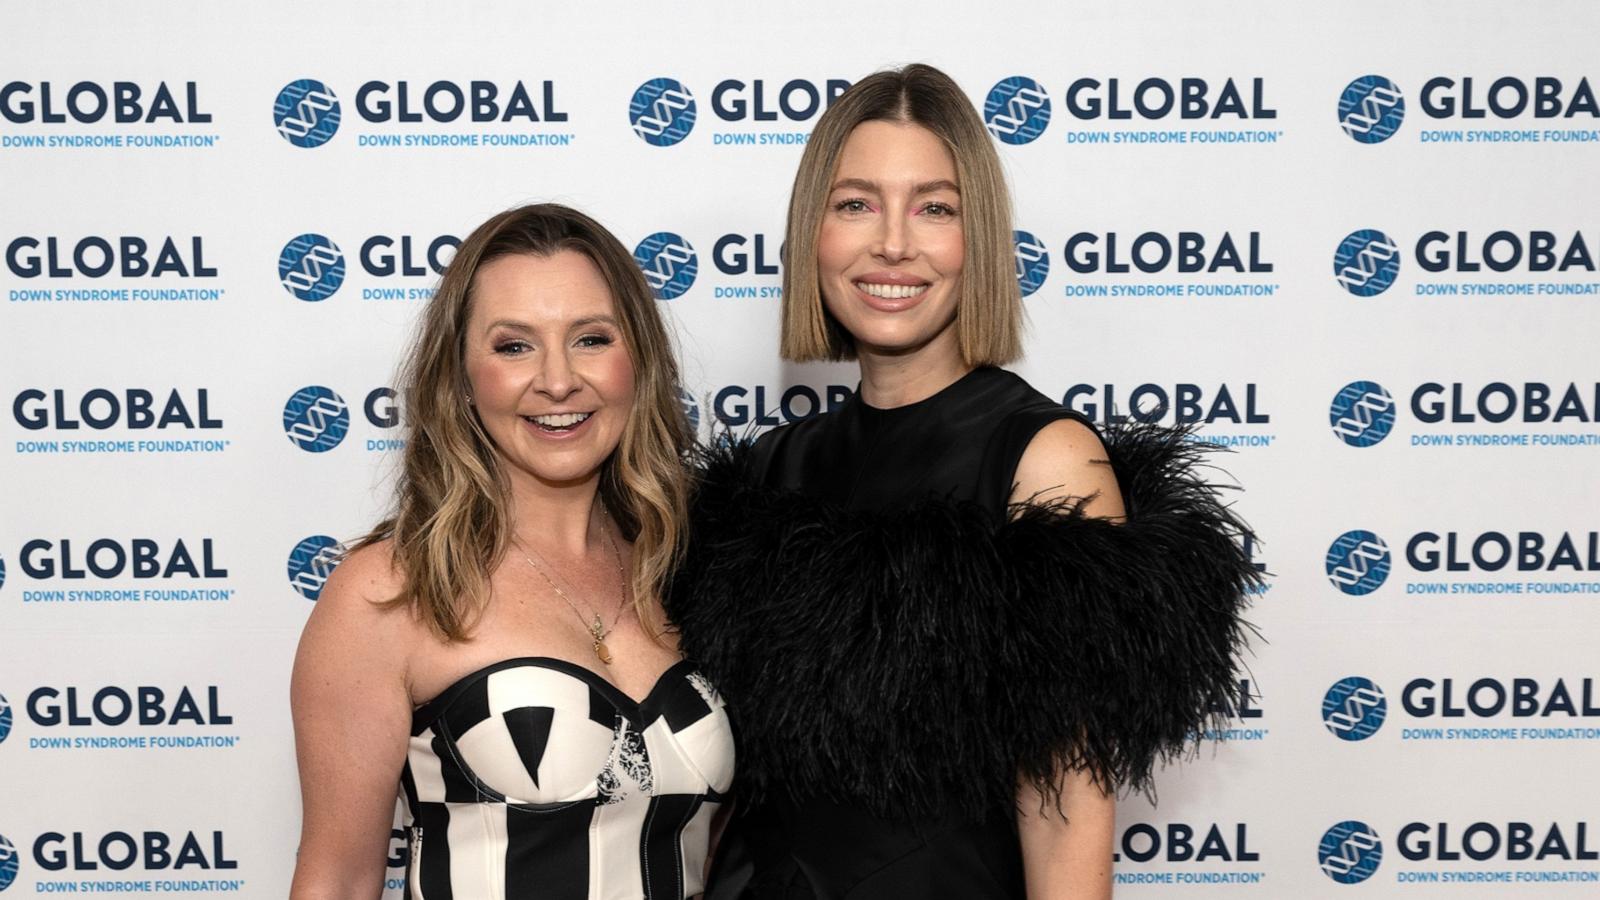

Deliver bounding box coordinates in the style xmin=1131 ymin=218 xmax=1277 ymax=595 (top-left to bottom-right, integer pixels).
xmin=401 ymin=657 xmax=734 ymax=900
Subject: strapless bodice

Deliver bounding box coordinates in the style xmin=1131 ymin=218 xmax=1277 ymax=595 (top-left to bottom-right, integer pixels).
xmin=400 ymin=657 xmax=734 ymax=900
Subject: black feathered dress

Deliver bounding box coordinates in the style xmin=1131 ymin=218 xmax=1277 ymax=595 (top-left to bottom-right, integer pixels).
xmin=667 ymin=367 xmax=1257 ymax=899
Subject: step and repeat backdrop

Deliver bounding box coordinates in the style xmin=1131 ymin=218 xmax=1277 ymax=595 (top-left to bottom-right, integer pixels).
xmin=2 ymin=1 xmax=1598 ymax=897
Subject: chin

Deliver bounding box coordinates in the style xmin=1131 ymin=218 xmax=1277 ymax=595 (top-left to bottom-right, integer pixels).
xmin=524 ymin=461 xmax=608 ymax=488
xmin=500 ymin=445 xmax=611 ymax=488
xmin=830 ymin=301 xmax=957 ymax=358
xmin=850 ymin=322 xmax=947 ymax=356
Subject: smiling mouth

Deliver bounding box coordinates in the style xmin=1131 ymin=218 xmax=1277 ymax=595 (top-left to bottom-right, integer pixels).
xmin=855 ymin=281 xmax=929 ymax=300
xmin=524 ymin=412 xmax=592 ymax=432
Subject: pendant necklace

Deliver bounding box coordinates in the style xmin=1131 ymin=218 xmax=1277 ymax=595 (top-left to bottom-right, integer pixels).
xmin=516 ymin=513 xmax=628 ymax=665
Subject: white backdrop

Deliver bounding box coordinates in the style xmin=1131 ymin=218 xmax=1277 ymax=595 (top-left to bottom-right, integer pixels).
xmin=2 ymin=1 xmax=1598 ymax=896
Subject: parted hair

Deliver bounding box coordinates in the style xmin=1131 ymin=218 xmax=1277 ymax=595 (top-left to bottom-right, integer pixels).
xmin=354 ymin=203 xmax=692 ymax=642
xmin=781 ymin=63 xmax=1023 ymax=365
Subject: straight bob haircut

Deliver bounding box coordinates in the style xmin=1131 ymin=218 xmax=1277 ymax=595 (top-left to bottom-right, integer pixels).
xmin=353 ymin=203 xmax=693 ymax=642
xmin=781 ymin=63 xmax=1022 ymax=365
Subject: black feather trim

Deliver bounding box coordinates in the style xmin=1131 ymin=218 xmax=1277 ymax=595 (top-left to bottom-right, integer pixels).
xmin=666 ymin=420 xmax=1260 ymax=820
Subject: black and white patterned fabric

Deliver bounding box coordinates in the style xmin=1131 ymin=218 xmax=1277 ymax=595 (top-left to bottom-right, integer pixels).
xmin=399 ymin=657 xmax=734 ymax=899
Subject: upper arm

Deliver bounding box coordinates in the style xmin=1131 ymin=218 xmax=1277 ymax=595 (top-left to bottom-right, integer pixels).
xmin=289 ymin=542 xmax=416 ymax=900
xmin=1017 ymin=769 xmax=1114 ymax=900
xmin=1008 ymin=418 xmax=1125 ymax=522
xmin=1010 ymin=418 xmax=1121 ymax=898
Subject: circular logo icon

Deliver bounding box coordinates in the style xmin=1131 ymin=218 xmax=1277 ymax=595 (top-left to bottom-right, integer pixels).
xmin=288 ymin=535 xmax=346 ymax=601
xmin=1326 ymin=529 xmax=1391 ymax=596
xmin=1322 ymin=677 xmax=1388 ymax=741
xmin=0 ymin=833 xmax=17 ymax=892
xmin=629 ymin=78 xmax=697 ymax=146
xmin=0 ymin=693 xmax=12 ymax=745
xmin=1318 ymin=820 xmax=1383 ymax=884
xmin=984 ymin=76 xmax=1051 ymax=145
xmin=274 ymin=79 xmax=342 ymax=148
xmin=283 ymin=386 xmax=350 ymax=453
xmin=678 ymin=387 xmax=702 ymax=437
xmin=1013 ymin=230 xmax=1050 ymax=297
xmin=1338 ymin=75 xmax=1405 ymax=144
xmin=278 ymin=233 xmax=346 ymax=302
xmin=1332 ymin=229 xmax=1401 ymax=297
xmin=634 ymin=232 xmax=698 ymax=300
xmin=1329 ymin=380 xmax=1396 ymax=447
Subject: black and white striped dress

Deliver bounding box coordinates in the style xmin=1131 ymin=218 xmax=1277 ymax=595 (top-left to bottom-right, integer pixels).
xmin=400 ymin=657 xmax=734 ymax=899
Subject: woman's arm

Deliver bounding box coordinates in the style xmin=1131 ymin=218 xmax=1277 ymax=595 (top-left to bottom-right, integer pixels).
xmin=1010 ymin=418 xmax=1125 ymax=900
xmin=288 ymin=544 xmax=416 ymax=900
xmin=1018 ymin=770 xmax=1115 ymax=900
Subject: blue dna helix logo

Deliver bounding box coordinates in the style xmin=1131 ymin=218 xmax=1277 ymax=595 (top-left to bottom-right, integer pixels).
xmin=1321 ymin=677 xmax=1388 ymax=741
xmin=279 ymin=233 xmax=346 ymax=302
xmin=1326 ymin=529 xmax=1392 ymax=596
xmin=0 ymin=832 xmax=17 ymax=892
xmin=984 ymin=76 xmax=1051 ymax=145
xmin=0 ymin=693 xmax=12 ymax=744
xmin=629 ymin=78 xmax=697 ymax=147
xmin=1333 ymin=229 xmax=1402 ymax=297
xmin=274 ymin=78 xmax=341 ymax=148
xmin=633 ymin=232 xmax=698 ymax=300
xmin=1338 ymin=75 xmax=1405 ymax=144
xmin=0 ymin=553 xmax=6 ymax=591
xmin=283 ymin=386 xmax=351 ymax=453
xmin=1013 ymin=230 xmax=1050 ymax=297
xmin=1329 ymin=380 xmax=1396 ymax=447
xmin=678 ymin=387 xmax=702 ymax=437
xmin=1318 ymin=821 xmax=1383 ymax=884
xmin=287 ymin=535 xmax=346 ymax=601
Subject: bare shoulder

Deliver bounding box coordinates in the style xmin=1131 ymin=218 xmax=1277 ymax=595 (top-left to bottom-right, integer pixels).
xmin=293 ymin=538 xmax=414 ymax=691
xmin=289 ymin=537 xmax=418 ymax=895
xmin=1010 ymin=418 xmax=1125 ymax=520
xmin=319 ymin=538 xmax=406 ymax=612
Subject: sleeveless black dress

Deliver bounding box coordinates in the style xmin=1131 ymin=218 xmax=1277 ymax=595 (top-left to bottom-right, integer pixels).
xmin=668 ymin=367 xmax=1258 ymax=899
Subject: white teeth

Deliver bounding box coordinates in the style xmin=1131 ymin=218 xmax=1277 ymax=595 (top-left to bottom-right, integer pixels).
xmin=855 ymin=281 xmax=929 ymax=300
xmin=529 ymin=412 xmax=590 ymax=427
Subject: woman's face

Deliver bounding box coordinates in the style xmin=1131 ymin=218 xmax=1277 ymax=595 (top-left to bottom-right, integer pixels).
xmin=816 ymin=120 xmax=965 ymax=358
xmin=464 ymin=250 xmax=636 ymax=493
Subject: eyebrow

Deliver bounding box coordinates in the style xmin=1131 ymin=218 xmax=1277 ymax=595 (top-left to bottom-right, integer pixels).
xmin=829 ymin=177 xmax=960 ymax=196
xmin=483 ymin=318 xmax=531 ymax=335
xmin=482 ymin=314 xmax=620 ymax=334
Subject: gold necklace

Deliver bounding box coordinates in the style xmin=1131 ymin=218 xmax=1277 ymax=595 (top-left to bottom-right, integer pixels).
xmin=516 ymin=517 xmax=629 ymax=665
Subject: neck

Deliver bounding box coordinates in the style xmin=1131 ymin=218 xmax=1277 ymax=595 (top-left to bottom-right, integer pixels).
xmin=507 ymin=470 xmax=607 ymax=558
xmin=855 ymin=330 xmax=972 ymax=409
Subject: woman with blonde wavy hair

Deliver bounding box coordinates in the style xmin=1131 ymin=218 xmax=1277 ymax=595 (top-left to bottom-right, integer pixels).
xmin=290 ymin=203 xmax=733 ymax=900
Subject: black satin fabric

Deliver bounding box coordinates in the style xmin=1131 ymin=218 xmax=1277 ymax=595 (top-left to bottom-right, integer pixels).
xmin=717 ymin=799 xmax=1026 ymax=899
xmin=709 ymin=367 xmax=1087 ymax=900
xmin=752 ymin=366 xmax=1083 ymax=520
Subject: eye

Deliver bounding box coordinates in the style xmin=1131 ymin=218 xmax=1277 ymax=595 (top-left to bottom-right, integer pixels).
xmin=493 ymin=339 xmax=531 ymax=355
xmin=833 ymin=198 xmax=873 ymax=214
xmin=919 ymin=201 xmax=959 ymax=218
xmin=575 ymin=333 xmax=614 ymax=349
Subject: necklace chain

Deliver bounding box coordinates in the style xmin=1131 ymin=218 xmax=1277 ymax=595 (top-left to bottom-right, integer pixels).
xmin=515 ymin=511 xmax=628 ymax=665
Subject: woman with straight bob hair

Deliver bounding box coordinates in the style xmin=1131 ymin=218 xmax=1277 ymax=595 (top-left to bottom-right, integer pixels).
xmin=290 ymin=203 xmax=733 ymax=900
xmin=667 ymin=65 xmax=1257 ymax=898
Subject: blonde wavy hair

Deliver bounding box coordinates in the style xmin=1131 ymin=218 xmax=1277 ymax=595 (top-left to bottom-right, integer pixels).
xmin=354 ymin=203 xmax=692 ymax=642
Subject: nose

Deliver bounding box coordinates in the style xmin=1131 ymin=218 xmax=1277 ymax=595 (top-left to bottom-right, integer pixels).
xmin=534 ymin=345 xmax=581 ymax=401
xmin=873 ymin=208 xmax=913 ymax=263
